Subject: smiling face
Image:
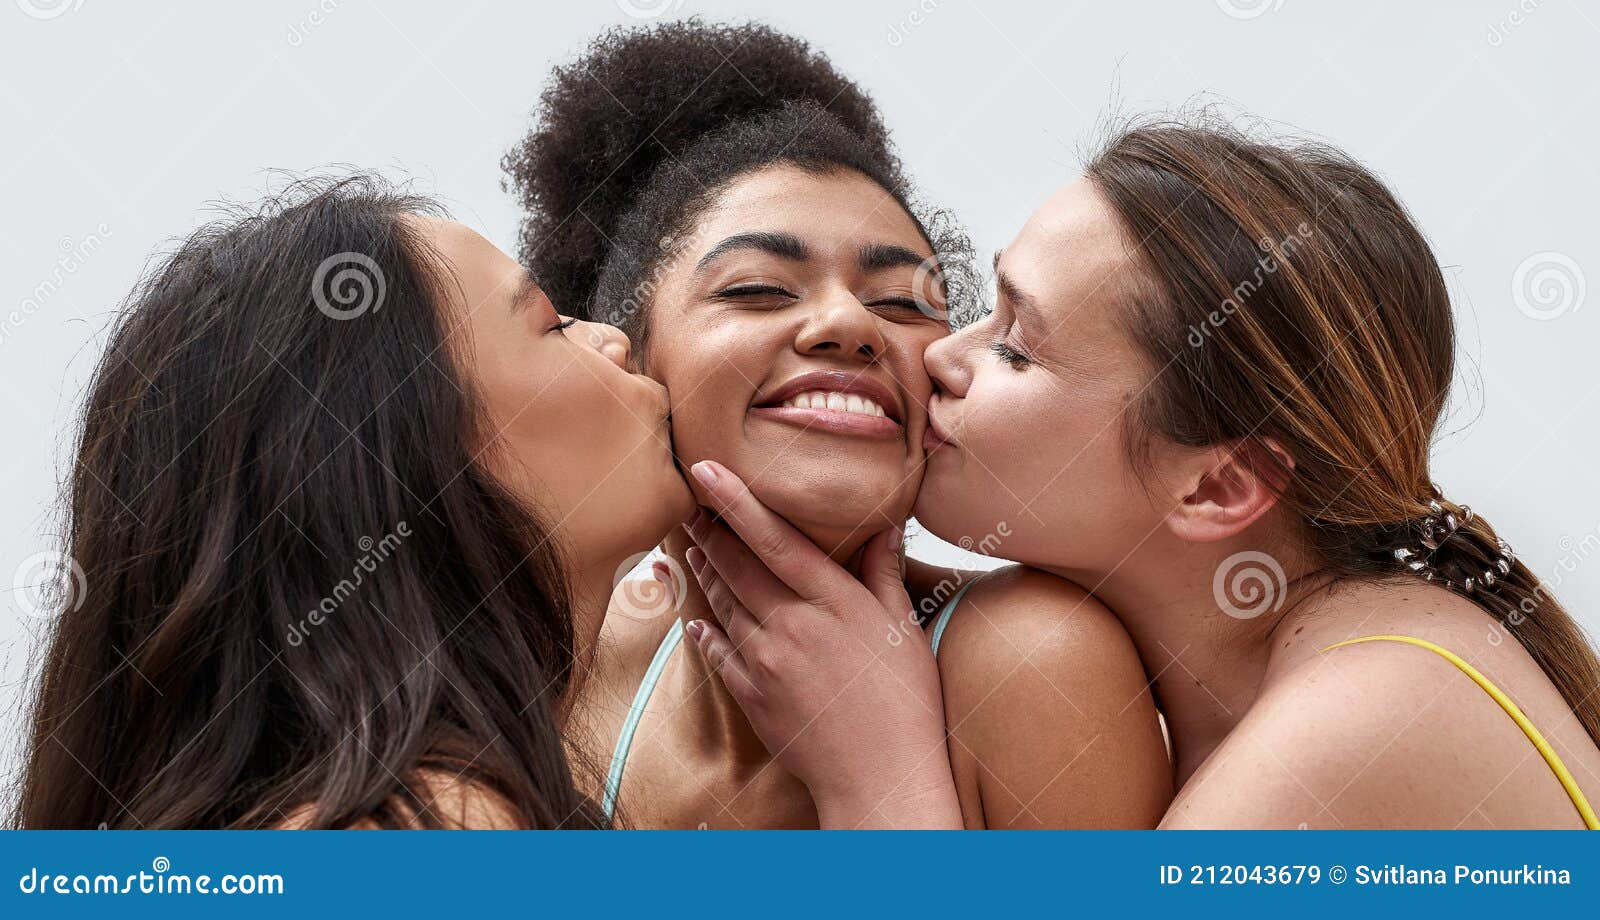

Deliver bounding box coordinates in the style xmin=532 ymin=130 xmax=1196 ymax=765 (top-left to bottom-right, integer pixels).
xmin=639 ymin=165 xmax=949 ymax=557
xmin=412 ymin=216 xmax=694 ymax=576
xmin=917 ymin=179 xmax=1167 ymax=574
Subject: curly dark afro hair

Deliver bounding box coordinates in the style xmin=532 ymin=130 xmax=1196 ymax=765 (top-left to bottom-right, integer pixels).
xmin=503 ymin=19 xmax=978 ymax=339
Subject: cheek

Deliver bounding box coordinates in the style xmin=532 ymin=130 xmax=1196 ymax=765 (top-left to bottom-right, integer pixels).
xmin=659 ymin=352 xmax=746 ymax=461
xmin=897 ymin=330 xmax=940 ymax=401
xmin=963 ymin=371 xmax=1055 ymax=477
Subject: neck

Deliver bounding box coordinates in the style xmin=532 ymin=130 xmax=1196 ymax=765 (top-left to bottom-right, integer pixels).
xmin=568 ymin=561 xmax=623 ymax=663
xmin=1050 ymin=527 xmax=1312 ymax=784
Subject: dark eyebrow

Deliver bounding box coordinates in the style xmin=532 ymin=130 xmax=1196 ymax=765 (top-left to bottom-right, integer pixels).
xmin=695 ymin=231 xmax=810 ymax=272
xmin=995 ymin=269 xmax=1042 ymax=324
xmin=511 ymin=271 xmax=540 ymax=312
xmin=858 ymin=242 xmax=929 ymax=273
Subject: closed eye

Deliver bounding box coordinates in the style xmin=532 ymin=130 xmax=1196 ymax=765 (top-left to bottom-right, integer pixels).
xmin=991 ymin=340 xmax=1031 ymax=368
xmin=869 ymin=296 xmax=925 ymax=312
xmin=712 ymin=283 xmax=795 ymax=300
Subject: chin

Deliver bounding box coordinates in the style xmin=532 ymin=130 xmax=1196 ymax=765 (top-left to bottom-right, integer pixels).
xmin=750 ymin=473 xmax=910 ymax=555
xmin=911 ymin=475 xmax=985 ymax=549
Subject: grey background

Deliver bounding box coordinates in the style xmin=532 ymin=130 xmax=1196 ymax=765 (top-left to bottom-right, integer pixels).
xmin=3 ymin=0 xmax=1597 ymax=786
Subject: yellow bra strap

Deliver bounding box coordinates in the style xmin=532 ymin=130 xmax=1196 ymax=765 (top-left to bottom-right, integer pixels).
xmin=1324 ymin=634 xmax=1599 ymax=830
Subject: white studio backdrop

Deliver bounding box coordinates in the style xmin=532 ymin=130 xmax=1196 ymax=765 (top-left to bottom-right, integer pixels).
xmin=3 ymin=0 xmax=1597 ymax=785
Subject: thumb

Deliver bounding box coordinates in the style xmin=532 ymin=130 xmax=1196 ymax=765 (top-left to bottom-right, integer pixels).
xmin=859 ymin=524 xmax=912 ymax=619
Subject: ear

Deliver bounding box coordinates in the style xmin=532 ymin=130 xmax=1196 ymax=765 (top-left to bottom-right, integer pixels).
xmin=1164 ymin=438 xmax=1294 ymax=544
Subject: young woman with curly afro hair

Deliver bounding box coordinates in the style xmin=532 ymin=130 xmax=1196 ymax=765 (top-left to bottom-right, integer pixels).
xmin=504 ymin=20 xmax=1172 ymax=829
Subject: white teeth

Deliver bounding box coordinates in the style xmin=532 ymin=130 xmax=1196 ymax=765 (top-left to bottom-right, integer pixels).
xmin=777 ymin=390 xmax=889 ymax=419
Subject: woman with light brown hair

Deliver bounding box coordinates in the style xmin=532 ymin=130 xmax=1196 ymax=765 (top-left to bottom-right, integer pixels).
xmin=677 ymin=116 xmax=1600 ymax=829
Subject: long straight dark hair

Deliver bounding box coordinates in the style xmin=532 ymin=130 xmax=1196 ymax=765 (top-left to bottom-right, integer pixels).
xmin=1087 ymin=119 xmax=1600 ymax=747
xmin=13 ymin=176 xmax=602 ymax=828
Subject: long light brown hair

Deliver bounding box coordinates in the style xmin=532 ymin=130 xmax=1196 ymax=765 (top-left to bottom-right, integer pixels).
xmin=1087 ymin=118 xmax=1600 ymax=745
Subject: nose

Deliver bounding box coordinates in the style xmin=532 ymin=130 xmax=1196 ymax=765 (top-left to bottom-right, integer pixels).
xmin=794 ymin=290 xmax=886 ymax=363
xmin=574 ymin=318 xmax=632 ymax=370
xmin=923 ymin=316 xmax=980 ymax=397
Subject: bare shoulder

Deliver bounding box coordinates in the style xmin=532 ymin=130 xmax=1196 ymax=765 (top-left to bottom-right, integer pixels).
xmin=1168 ymin=579 xmax=1600 ymax=829
xmin=567 ymin=577 xmax=681 ymax=784
xmin=406 ymin=770 xmax=522 ymax=829
xmin=594 ymin=577 xmax=682 ymax=685
xmin=935 ymin=566 xmax=1171 ymax=828
xmin=936 ymin=566 xmax=1138 ymax=674
xmin=272 ymin=771 xmax=519 ymax=829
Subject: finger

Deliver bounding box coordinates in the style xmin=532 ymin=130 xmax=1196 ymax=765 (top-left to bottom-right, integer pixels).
xmin=686 ymin=546 xmax=762 ymax=647
xmin=858 ymin=524 xmax=914 ymax=620
xmin=685 ymin=511 xmax=798 ymax=615
xmin=687 ymin=461 xmax=845 ymax=603
xmin=684 ymin=619 xmax=761 ymax=704
xmin=651 ymin=561 xmax=677 ymax=608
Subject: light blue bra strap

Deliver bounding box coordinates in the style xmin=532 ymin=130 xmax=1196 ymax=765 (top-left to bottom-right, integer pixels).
xmin=929 ymin=577 xmax=982 ymax=657
xmin=601 ymin=618 xmax=684 ymax=820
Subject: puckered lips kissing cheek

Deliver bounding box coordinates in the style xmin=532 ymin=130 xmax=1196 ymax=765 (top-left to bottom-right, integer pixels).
xmin=923 ymin=392 xmax=957 ymax=456
xmin=748 ymin=369 xmax=905 ymax=441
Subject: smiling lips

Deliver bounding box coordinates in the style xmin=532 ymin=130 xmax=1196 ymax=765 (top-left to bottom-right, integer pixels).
xmin=750 ymin=371 xmax=904 ymax=440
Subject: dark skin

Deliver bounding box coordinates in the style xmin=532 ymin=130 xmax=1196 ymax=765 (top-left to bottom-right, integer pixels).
xmin=570 ymin=166 xmax=1171 ymax=828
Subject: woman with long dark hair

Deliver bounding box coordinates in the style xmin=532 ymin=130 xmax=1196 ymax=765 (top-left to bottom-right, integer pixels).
xmin=683 ymin=117 xmax=1600 ymax=829
xmin=14 ymin=177 xmax=693 ymax=828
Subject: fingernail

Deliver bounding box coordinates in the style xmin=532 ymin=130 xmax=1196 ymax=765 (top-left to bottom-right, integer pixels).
xmin=684 ymin=619 xmax=706 ymax=641
xmin=890 ymin=524 xmax=904 ymax=552
xmin=691 ymin=461 xmax=719 ymax=489
xmin=686 ymin=546 xmax=706 ymax=572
